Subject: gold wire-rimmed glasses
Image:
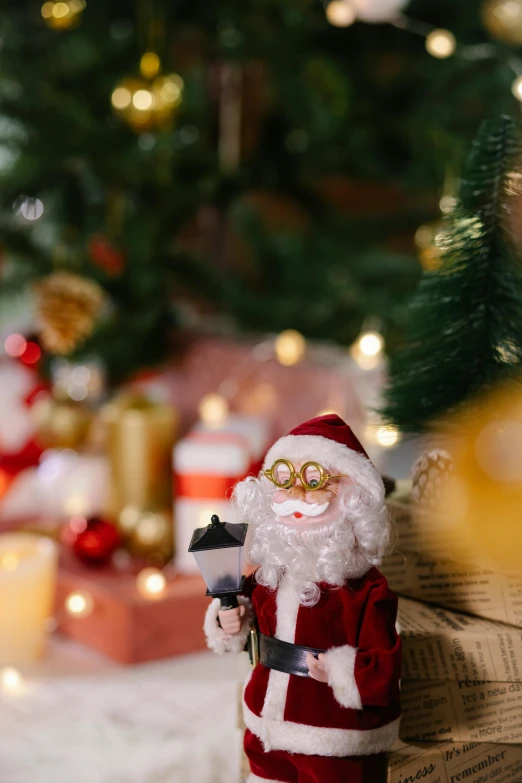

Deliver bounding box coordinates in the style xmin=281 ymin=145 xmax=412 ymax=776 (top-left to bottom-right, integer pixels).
xmin=263 ymin=459 xmax=347 ymax=491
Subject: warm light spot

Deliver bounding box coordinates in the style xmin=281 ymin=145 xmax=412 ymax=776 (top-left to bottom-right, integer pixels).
xmin=274 ymin=329 xmax=306 ymax=366
xmin=0 ymin=553 xmax=19 ymax=572
xmin=376 ymin=426 xmax=400 ymax=448
xmin=4 ymin=334 xmax=27 ymax=357
xmin=132 ymin=89 xmax=154 ymax=111
xmin=358 ymin=331 xmax=384 ymax=357
xmin=156 ymin=76 xmax=183 ymax=105
xmin=0 ymin=667 xmax=24 ymax=694
xmin=136 ymin=567 xmax=166 ymax=599
xmin=111 ymin=87 xmax=132 ymax=110
xmin=65 ymin=591 xmax=93 ymax=617
xmin=198 ymin=393 xmax=229 ymax=428
xmin=439 ymin=195 xmax=457 ymax=214
xmin=512 ymin=75 xmax=522 ymax=101
xmin=140 ymin=51 xmax=161 ymax=79
xmin=426 ymin=29 xmax=456 ymax=58
xmin=41 ymin=2 xmax=54 ymax=18
xmin=326 ymin=0 xmax=357 ymax=27
xmin=415 ymin=224 xmax=435 ymax=248
xmin=52 ymin=2 xmax=70 ymax=18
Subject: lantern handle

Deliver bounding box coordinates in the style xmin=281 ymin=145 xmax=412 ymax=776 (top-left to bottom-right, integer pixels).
xmin=210 ymin=514 xmax=221 ymax=527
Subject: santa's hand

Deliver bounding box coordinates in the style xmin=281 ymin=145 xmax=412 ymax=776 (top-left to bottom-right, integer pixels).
xmin=306 ymin=652 xmax=329 ymax=682
xmin=218 ymin=604 xmax=246 ymax=636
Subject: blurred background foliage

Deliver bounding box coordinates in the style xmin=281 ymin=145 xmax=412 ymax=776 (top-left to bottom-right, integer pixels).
xmin=0 ymin=0 xmax=521 ymax=381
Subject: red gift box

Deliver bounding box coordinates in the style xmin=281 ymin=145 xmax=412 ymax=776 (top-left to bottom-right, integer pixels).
xmin=55 ymin=548 xmax=209 ymax=664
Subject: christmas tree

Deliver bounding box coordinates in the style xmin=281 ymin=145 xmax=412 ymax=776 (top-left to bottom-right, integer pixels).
xmin=383 ymin=114 xmax=522 ymax=433
xmin=1 ymin=1 xmax=522 ymax=381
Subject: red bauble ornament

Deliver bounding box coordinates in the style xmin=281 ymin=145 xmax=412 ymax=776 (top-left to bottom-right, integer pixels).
xmin=66 ymin=516 xmax=121 ymax=566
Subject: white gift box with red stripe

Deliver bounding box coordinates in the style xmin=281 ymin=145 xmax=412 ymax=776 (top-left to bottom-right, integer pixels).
xmin=173 ymin=415 xmax=269 ymax=574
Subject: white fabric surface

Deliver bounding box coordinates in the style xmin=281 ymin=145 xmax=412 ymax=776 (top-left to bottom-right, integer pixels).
xmin=0 ymin=635 xmax=250 ymax=783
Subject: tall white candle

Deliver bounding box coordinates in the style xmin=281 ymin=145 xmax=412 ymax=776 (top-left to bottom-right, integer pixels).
xmin=0 ymin=533 xmax=57 ymax=665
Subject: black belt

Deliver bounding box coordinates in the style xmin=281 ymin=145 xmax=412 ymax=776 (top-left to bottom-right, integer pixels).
xmin=255 ymin=631 xmax=326 ymax=677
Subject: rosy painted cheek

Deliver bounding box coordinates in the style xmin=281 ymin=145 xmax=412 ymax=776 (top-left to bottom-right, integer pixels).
xmin=272 ymin=489 xmax=288 ymax=503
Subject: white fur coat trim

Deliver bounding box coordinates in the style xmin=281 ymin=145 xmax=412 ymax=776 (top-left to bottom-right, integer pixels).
xmin=262 ymin=434 xmax=384 ymax=505
xmin=243 ymin=701 xmax=400 ymax=757
xmin=246 ymin=775 xmax=286 ymax=783
xmin=204 ymin=597 xmax=252 ymax=655
xmin=323 ymin=645 xmax=363 ymax=710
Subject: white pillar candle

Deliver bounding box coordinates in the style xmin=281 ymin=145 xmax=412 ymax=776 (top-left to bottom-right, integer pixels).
xmin=0 ymin=533 xmax=57 ymax=665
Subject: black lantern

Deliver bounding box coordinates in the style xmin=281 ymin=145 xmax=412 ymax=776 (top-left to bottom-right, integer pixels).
xmin=188 ymin=514 xmax=248 ymax=608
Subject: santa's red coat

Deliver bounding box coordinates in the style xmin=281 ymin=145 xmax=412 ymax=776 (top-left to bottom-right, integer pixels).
xmin=206 ymin=566 xmax=401 ymax=758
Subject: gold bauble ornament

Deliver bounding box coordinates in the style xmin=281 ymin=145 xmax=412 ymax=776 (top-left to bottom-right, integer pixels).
xmin=41 ymin=0 xmax=86 ymax=30
xmin=31 ymin=396 xmax=92 ymax=449
xmin=111 ymin=69 xmax=183 ymax=133
xmin=117 ymin=505 xmax=173 ymax=564
xmin=35 ymin=271 xmax=104 ymax=355
xmin=411 ymin=449 xmax=455 ymax=510
xmin=482 ymin=0 xmax=522 ymax=44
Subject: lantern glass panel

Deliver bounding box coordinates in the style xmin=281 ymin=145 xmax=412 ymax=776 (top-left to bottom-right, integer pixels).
xmin=193 ymin=545 xmax=244 ymax=594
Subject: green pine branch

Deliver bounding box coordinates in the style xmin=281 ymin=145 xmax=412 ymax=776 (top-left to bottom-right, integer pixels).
xmin=383 ymin=115 xmax=522 ymax=433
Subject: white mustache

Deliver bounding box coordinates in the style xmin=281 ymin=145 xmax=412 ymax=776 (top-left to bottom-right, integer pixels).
xmin=271 ymin=498 xmax=330 ymax=518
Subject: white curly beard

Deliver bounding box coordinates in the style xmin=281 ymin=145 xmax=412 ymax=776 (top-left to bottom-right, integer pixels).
xmin=232 ymin=476 xmax=394 ymax=606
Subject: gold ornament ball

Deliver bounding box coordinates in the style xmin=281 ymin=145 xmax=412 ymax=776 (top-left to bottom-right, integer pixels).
xmin=41 ymin=0 xmax=86 ymax=30
xmin=118 ymin=507 xmax=173 ymax=563
xmin=31 ymin=397 xmax=92 ymax=449
xmin=482 ymin=0 xmax=522 ymax=44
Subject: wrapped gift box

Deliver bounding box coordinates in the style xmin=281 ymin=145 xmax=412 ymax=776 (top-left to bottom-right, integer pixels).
xmin=55 ymin=549 xmax=209 ymax=663
xmin=387 ymin=740 xmax=522 ymax=783
xmin=400 ymin=678 xmax=522 ymax=745
xmin=399 ymin=597 xmax=522 ymax=682
xmin=173 ymin=430 xmax=251 ymax=574
xmin=384 ymin=487 xmax=522 ymax=628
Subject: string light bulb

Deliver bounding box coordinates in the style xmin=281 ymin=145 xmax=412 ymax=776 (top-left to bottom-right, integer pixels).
xmin=198 ymin=393 xmax=229 ymax=428
xmin=0 ymin=667 xmax=24 ymax=694
xmin=425 ymin=29 xmax=456 ymax=59
xmin=41 ymin=0 xmax=86 ymax=30
xmin=326 ymin=0 xmax=357 ymax=27
xmin=136 ymin=567 xmax=167 ymax=599
xmin=65 ymin=590 xmax=94 ymax=617
xmin=274 ymin=330 xmax=306 ymax=366
xmin=376 ymin=425 xmax=400 ymax=448
xmin=351 ymin=330 xmax=385 ymax=370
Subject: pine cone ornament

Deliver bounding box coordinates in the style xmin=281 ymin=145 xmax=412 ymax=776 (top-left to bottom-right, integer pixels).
xmin=411 ymin=449 xmax=455 ymax=510
xmin=35 ymin=271 xmax=104 ymax=355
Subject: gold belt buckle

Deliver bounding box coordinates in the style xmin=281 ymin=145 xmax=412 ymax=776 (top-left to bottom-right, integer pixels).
xmin=249 ymin=627 xmax=259 ymax=669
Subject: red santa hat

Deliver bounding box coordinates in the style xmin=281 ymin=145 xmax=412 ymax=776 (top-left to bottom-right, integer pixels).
xmin=262 ymin=414 xmax=384 ymax=502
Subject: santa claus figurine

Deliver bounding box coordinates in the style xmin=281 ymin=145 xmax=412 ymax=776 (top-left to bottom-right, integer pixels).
xmin=204 ymin=414 xmax=401 ymax=783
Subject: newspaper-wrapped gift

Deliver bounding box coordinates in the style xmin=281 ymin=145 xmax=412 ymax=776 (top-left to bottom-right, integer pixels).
xmin=401 ymin=678 xmax=522 ymax=745
xmin=399 ymin=597 xmax=522 ymax=683
xmin=384 ymin=486 xmax=522 ymax=628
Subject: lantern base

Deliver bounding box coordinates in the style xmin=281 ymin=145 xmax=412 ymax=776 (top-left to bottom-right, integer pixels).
xmin=206 ymin=575 xmax=246 ymax=608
